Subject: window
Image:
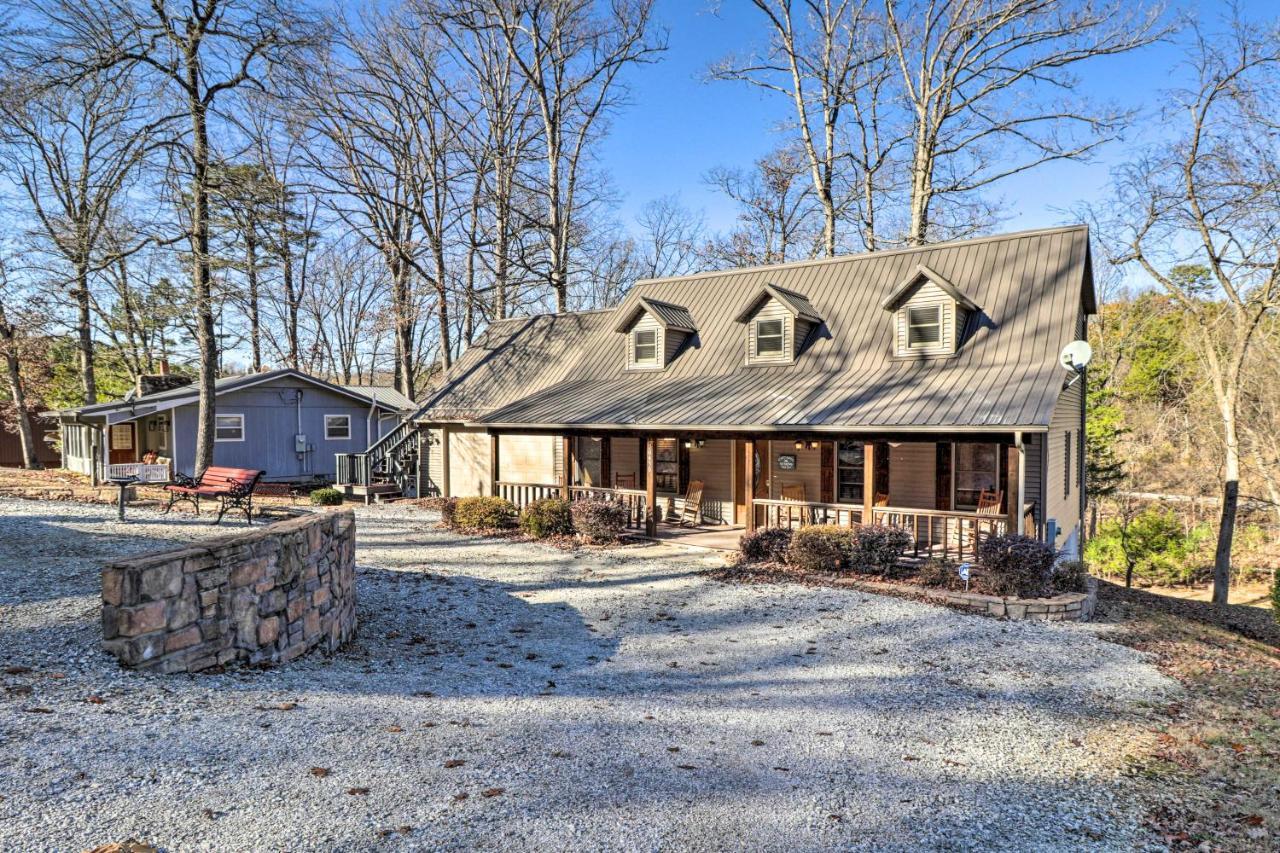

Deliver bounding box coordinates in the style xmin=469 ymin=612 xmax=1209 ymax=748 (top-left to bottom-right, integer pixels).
xmin=576 ymin=436 xmax=603 ymax=486
xmin=954 ymin=442 xmax=999 ymax=509
xmin=654 ymin=438 xmax=680 ymax=493
xmin=1064 ymin=430 xmax=1071 ymax=498
xmin=325 ymin=415 xmax=352 ymax=441
xmin=836 ymin=441 xmax=865 ymax=503
xmin=633 ymin=328 xmax=658 ymax=364
xmin=907 ymin=305 xmax=941 ymax=347
xmin=215 ymin=414 xmax=244 ymax=442
xmin=756 ymin=318 xmax=784 ymax=356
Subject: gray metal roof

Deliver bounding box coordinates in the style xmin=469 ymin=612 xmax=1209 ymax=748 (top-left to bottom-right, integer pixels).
xmin=56 ymin=369 xmax=404 ymax=420
xmin=415 ymin=225 xmax=1095 ymax=432
xmin=882 ymin=264 xmax=979 ymax=312
xmin=342 ymin=384 xmax=416 ymax=411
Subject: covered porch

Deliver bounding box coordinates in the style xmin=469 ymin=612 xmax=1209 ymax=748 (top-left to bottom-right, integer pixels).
xmin=490 ymin=430 xmax=1038 ymax=560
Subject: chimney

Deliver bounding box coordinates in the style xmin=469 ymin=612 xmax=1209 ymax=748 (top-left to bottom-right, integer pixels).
xmin=136 ymin=370 xmax=194 ymax=398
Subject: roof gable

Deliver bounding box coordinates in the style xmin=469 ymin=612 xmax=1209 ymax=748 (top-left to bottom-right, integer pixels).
xmin=734 ymin=283 xmax=823 ymax=324
xmin=613 ymin=296 xmax=696 ymax=334
xmin=881 ymin=264 xmax=979 ymax=312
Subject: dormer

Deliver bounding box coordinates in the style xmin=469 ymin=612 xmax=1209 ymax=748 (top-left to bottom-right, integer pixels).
xmin=614 ymin=296 xmax=696 ymax=370
xmin=881 ymin=264 xmax=978 ymax=358
xmin=734 ymin=283 xmax=822 ymax=365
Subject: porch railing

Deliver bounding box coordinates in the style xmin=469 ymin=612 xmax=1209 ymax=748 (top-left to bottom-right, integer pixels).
xmin=752 ymin=498 xmax=863 ymax=529
xmin=495 ymin=481 xmax=649 ymax=531
xmin=871 ymin=506 xmax=1006 ymax=562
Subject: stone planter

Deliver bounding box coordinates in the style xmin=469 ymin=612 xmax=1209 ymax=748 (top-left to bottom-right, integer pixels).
xmin=829 ymin=576 xmax=1098 ymax=622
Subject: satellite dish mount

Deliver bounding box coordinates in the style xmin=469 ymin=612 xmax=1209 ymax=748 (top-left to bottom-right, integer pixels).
xmin=1059 ymin=340 xmax=1093 ymax=389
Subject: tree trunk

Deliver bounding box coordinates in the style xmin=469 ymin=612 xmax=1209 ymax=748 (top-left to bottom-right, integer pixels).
xmin=390 ymin=254 xmax=415 ymax=400
xmin=0 ymin=305 xmax=40 ymax=469
xmin=281 ymin=221 xmax=299 ymax=369
xmin=74 ymin=260 xmax=97 ymax=404
xmin=245 ymin=233 xmax=262 ymax=372
xmin=906 ymin=132 xmax=933 ymax=246
xmin=1212 ymin=442 xmax=1240 ymax=605
xmin=189 ymin=85 xmax=217 ymax=478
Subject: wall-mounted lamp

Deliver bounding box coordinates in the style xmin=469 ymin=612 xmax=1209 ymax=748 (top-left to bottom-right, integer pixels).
xmin=695 ymin=438 xmax=705 ymax=448
xmin=794 ymin=440 xmax=804 ymax=450
xmin=682 ymin=439 xmax=692 ymax=449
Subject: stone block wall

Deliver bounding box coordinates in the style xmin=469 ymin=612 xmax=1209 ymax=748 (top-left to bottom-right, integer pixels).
xmin=102 ymin=510 xmax=357 ymax=673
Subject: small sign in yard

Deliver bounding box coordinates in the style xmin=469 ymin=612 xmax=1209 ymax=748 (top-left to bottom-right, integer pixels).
xmin=957 ymin=562 xmax=971 ymax=591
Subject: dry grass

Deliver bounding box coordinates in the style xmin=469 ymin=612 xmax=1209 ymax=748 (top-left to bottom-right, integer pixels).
xmin=1096 ymin=585 xmax=1280 ymax=850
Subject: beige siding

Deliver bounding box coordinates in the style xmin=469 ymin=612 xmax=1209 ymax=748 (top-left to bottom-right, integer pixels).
xmin=627 ymin=314 xmax=663 ymax=370
xmin=766 ymin=440 xmax=823 ymax=502
xmin=746 ymin=298 xmax=794 ymax=364
xmin=498 ymin=433 xmax=557 ymax=484
xmin=425 ymin=428 xmax=445 ymax=496
xmin=611 ymin=436 xmax=641 ymax=487
xmin=895 ymin=280 xmax=956 ymax=357
xmin=888 ymin=442 xmax=936 ymax=508
xmin=448 ymin=426 xmax=491 ymax=497
xmin=686 ymin=439 xmax=733 ymax=523
xmin=1043 ymin=381 xmax=1084 ymax=554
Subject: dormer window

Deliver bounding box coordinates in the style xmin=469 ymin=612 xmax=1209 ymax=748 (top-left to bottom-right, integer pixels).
xmin=614 ymin=295 xmax=696 ymax=370
xmin=755 ymin=319 xmax=784 ymax=356
xmin=907 ymin=306 xmax=941 ymax=348
xmin=633 ymin=328 xmax=658 ymax=365
xmin=882 ymin=264 xmax=979 ymax=358
xmin=734 ymin=283 xmax=823 ymax=366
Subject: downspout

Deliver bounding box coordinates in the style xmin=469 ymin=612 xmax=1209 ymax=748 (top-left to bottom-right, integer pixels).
xmin=296 ymin=389 xmax=305 ymax=476
xmin=1014 ymin=430 xmax=1026 ymax=538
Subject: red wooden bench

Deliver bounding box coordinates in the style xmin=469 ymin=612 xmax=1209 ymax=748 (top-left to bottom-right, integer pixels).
xmin=163 ymin=466 xmax=265 ymax=525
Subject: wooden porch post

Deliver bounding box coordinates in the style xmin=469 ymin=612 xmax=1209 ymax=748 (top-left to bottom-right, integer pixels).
xmin=1009 ymin=433 xmax=1025 ymax=536
xmin=645 ymin=435 xmax=657 ymax=537
xmin=743 ymin=438 xmax=756 ymax=532
xmin=561 ymin=436 xmax=572 ymax=499
xmin=489 ymin=432 xmax=500 ymax=498
xmin=863 ymin=441 xmax=876 ymax=525
xmin=440 ymin=427 xmax=451 ymax=498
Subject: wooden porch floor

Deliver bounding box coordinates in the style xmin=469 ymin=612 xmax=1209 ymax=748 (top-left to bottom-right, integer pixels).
xmin=636 ymin=523 xmax=745 ymax=552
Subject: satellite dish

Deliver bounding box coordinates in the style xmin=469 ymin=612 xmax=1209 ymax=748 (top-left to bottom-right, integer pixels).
xmin=1059 ymin=340 xmax=1093 ymax=373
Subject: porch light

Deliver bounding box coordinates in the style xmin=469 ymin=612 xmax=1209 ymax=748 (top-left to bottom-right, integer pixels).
xmin=682 ymin=439 xmax=692 ymax=449
xmin=807 ymin=441 xmax=819 ymax=450
xmin=695 ymin=439 xmax=705 ymax=448
xmin=794 ymin=440 xmax=804 ymax=450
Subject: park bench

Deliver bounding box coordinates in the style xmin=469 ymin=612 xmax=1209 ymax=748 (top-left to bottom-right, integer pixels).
xmin=163 ymin=466 xmax=265 ymax=525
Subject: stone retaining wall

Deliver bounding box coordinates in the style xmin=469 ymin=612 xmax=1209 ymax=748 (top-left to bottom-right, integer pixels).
xmin=830 ymin=576 xmax=1098 ymax=622
xmin=102 ymin=510 xmax=357 ymax=673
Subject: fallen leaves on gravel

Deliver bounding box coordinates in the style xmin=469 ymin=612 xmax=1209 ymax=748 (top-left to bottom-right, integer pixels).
xmin=346 ymin=787 xmax=370 ymax=796
xmin=85 ymin=696 xmax=106 ymax=705
xmin=452 ymin=793 xmax=468 ymax=802
xmin=22 ymin=707 xmax=53 ymax=714
xmin=3 ymin=665 xmax=32 ymax=675
xmin=309 ymin=767 xmax=330 ymax=778
xmin=480 ymin=788 xmax=504 ymax=798
xmin=84 ymin=842 xmax=157 ymax=853
xmin=254 ymin=702 xmax=297 ymax=711
xmin=443 ymin=759 xmax=465 ymax=768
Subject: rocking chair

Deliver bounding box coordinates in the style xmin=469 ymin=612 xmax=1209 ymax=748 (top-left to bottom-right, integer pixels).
xmin=677 ymin=479 xmax=705 ymax=527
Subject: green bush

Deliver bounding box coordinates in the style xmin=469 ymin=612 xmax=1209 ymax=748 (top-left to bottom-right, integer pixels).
xmin=976 ymin=533 xmax=1057 ymax=598
xmin=849 ymin=525 xmax=913 ymax=575
xmin=739 ymin=527 xmax=794 ymax=564
xmin=309 ymin=487 xmax=344 ymax=506
xmin=1085 ymin=507 xmax=1207 ymax=587
xmin=570 ymin=499 xmax=629 ymax=544
xmin=452 ymin=496 xmax=517 ymax=532
xmin=786 ymin=525 xmax=855 ymax=573
xmin=917 ymin=557 xmax=960 ymax=589
xmin=520 ymin=498 xmax=574 ymax=538
xmin=1052 ymin=559 xmax=1090 ymax=594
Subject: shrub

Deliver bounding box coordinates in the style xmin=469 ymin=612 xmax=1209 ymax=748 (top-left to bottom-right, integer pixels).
xmin=976 ymin=533 xmax=1057 ymax=598
xmin=738 ymin=527 xmax=794 ymax=564
xmin=1272 ymin=571 xmax=1280 ymax=626
xmin=849 ymin=525 xmax=913 ymax=575
xmin=1085 ymin=507 xmax=1207 ymax=587
xmin=917 ymin=557 xmax=960 ymax=589
xmin=309 ymin=487 xmax=344 ymax=506
xmin=786 ymin=525 xmax=854 ymax=573
xmin=520 ymin=498 xmax=574 ymax=538
xmin=437 ymin=496 xmax=459 ymax=528
xmin=570 ymin=499 xmax=629 ymax=544
xmin=1052 ymin=559 xmax=1090 ymax=594
xmin=452 ymin=496 xmax=517 ymax=532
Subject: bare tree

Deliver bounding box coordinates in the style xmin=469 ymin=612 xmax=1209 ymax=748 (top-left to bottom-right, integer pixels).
xmin=705 ymin=146 xmax=821 ymax=267
xmin=491 ymin=0 xmax=665 ymax=311
xmin=635 ymin=195 xmax=706 ymax=279
xmin=712 ymin=0 xmax=873 ymax=255
xmin=884 ymin=0 xmax=1164 ymax=245
xmin=0 ymin=64 xmax=155 ymax=404
xmin=0 ymin=257 xmax=44 ymax=469
xmin=1108 ymin=16 xmax=1280 ymax=604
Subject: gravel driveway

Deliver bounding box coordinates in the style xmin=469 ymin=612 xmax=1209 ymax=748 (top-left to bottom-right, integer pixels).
xmin=0 ymin=497 xmax=1174 ymax=851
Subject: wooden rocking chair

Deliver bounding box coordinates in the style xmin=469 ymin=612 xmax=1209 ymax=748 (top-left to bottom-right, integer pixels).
xmin=615 ymin=472 xmax=636 ymax=489
xmin=976 ymin=489 xmax=1003 ymax=515
xmin=677 ymin=479 xmax=705 ymax=527
xmin=779 ymin=482 xmax=810 ymax=526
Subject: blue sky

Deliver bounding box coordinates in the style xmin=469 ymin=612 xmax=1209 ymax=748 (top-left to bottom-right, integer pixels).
xmin=598 ymin=0 xmax=1258 ymax=239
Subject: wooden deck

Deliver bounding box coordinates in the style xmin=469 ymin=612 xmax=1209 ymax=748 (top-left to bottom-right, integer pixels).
xmin=640 ymin=523 xmax=745 ymax=552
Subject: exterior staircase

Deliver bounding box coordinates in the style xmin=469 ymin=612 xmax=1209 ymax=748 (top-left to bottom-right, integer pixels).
xmin=334 ymin=420 xmax=420 ymax=503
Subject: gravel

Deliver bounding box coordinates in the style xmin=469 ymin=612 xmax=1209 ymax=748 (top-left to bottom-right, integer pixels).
xmin=0 ymin=497 xmax=1176 ymax=851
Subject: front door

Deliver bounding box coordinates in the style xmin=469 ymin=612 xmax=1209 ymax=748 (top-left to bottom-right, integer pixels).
xmin=108 ymin=423 xmax=136 ymax=465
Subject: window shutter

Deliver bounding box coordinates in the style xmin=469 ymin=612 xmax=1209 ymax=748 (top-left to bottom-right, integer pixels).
xmin=935 ymin=442 xmax=951 ymax=510
xmin=820 ymin=441 xmax=834 ymax=503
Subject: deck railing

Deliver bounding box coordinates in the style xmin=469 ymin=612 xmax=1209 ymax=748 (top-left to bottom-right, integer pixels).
xmin=495 ymin=481 xmax=561 ymax=507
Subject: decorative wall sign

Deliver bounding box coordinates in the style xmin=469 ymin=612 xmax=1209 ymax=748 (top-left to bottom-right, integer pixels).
xmin=777 ymin=454 xmax=797 ymax=471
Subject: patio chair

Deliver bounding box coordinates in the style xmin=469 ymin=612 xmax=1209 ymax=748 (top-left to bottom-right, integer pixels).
xmin=976 ymin=489 xmax=1003 ymax=516
xmin=677 ymin=479 xmax=705 ymax=527
xmin=778 ymin=482 xmax=810 ymax=526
